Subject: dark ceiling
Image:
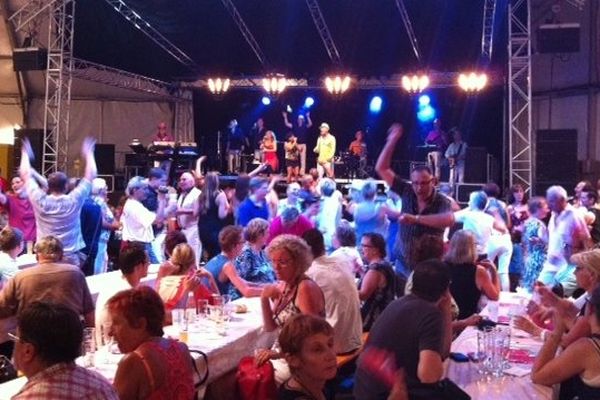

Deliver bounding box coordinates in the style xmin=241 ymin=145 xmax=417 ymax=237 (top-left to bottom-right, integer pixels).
xmin=74 ymin=0 xmax=509 ymax=82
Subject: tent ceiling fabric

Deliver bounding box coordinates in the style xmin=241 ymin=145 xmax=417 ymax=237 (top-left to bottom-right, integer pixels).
xmin=73 ymin=0 xmax=508 ymax=82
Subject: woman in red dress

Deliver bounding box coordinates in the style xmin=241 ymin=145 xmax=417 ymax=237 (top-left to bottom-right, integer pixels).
xmin=261 ymin=130 xmax=279 ymax=173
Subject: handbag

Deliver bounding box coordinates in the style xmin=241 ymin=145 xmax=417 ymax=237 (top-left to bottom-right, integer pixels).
xmin=236 ymin=356 xmax=277 ymax=400
xmin=189 ymin=349 xmax=209 ymax=389
xmin=409 ymin=378 xmax=471 ymax=400
xmin=0 ymin=355 xmax=17 ymax=384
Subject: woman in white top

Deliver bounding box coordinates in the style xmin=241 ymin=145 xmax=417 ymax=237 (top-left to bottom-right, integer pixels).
xmin=532 ymin=285 xmax=600 ymax=399
xmin=121 ymin=176 xmax=166 ymax=256
xmin=0 ymin=226 xmax=23 ymax=358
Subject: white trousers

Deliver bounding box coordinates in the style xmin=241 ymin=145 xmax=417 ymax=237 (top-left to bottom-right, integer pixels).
xmin=486 ymin=233 xmax=513 ymax=291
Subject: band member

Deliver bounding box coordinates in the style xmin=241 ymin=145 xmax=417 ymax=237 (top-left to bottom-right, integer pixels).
xmin=226 ymin=119 xmax=247 ymax=173
xmin=445 ymin=128 xmax=467 ymax=186
xmin=153 ymin=121 xmax=174 ymax=142
xmin=349 ymin=130 xmax=367 ymax=158
xmin=283 ymin=111 xmax=313 ymax=175
xmin=250 ymin=117 xmax=267 ymax=161
xmin=284 ymin=132 xmax=301 ymax=183
xmin=425 ymin=118 xmax=449 ymax=180
xmin=348 ymin=130 xmax=368 ymax=179
xmin=314 ymin=122 xmax=336 ymax=179
xmin=261 ymin=130 xmax=279 ymax=173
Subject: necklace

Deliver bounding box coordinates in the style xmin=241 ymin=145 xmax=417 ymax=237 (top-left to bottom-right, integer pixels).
xmin=290 ymin=374 xmax=322 ymax=400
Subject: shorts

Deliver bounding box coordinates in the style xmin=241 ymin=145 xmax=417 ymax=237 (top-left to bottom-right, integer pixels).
xmin=286 ymin=159 xmax=300 ymax=168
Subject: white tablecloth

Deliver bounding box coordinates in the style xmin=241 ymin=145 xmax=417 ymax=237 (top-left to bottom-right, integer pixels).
xmin=446 ymin=292 xmax=553 ymax=399
xmin=0 ymin=297 xmax=272 ymax=400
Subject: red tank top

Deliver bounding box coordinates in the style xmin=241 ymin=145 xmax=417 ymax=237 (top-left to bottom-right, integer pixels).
xmin=134 ymin=339 xmax=195 ymax=400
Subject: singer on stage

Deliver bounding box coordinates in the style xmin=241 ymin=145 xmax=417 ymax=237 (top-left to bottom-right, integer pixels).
xmin=314 ymin=122 xmax=336 ymax=178
xmin=261 ymin=130 xmax=279 ymax=173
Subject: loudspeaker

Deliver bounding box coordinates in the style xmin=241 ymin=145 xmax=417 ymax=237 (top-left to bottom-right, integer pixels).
xmin=536 ymin=129 xmax=578 ymax=194
xmin=12 ymin=47 xmax=47 ymax=71
xmin=13 ymin=129 xmax=44 ymax=173
xmin=94 ymin=144 xmax=115 ymax=175
xmin=455 ymin=183 xmax=485 ymax=204
xmin=537 ymin=23 xmax=580 ymax=53
xmin=464 ymin=147 xmax=488 ymax=183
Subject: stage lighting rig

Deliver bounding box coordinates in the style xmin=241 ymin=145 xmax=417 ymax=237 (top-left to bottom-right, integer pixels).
xmin=324 ymin=75 xmax=351 ymax=95
xmin=458 ymin=72 xmax=488 ymax=92
xmin=401 ymin=74 xmax=429 ymax=93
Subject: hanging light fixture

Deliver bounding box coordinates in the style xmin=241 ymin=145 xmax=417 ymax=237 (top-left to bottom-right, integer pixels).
xmin=324 ymin=75 xmax=351 ymax=95
xmin=207 ymin=78 xmax=230 ymax=95
xmin=262 ymin=74 xmax=287 ymax=95
xmin=401 ymin=74 xmax=430 ymax=93
xmin=458 ymin=72 xmax=488 ymax=92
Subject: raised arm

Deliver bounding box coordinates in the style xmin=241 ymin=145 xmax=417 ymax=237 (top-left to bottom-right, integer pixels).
xmin=376 ymin=124 xmax=403 ymax=187
xmin=282 ymin=111 xmax=293 ymax=129
xmin=18 ymin=138 xmax=34 ymax=182
xmin=81 ymin=137 xmax=98 ymax=182
xmin=305 ymin=111 xmax=313 ymax=128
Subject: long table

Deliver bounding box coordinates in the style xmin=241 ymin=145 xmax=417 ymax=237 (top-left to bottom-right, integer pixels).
xmin=446 ymin=292 xmax=553 ymax=399
xmin=0 ymin=270 xmax=272 ymax=399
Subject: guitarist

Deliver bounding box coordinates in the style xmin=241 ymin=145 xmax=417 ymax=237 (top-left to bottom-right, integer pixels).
xmin=445 ymin=128 xmax=467 ymax=186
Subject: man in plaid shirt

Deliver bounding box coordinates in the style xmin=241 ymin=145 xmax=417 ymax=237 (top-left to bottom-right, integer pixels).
xmin=10 ymin=302 xmax=117 ymax=399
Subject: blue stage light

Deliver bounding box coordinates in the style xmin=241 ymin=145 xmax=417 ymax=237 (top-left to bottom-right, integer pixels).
xmin=418 ymin=94 xmax=431 ymax=107
xmin=304 ymin=97 xmax=315 ymax=108
xmin=261 ymin=96 xmax=271 ymax=106
xmin=369 ymin=96 xmax=383 ymax=113
xmin=417 ymin=105 xmax=436 ymax=122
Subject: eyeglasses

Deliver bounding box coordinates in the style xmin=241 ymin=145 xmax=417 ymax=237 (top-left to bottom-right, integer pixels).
xmin=411 ymin=179 xmax=433 ymax=186
xmin=271 ymin=258 xmax=293 ymax=267
xmin=7 ymin=332 xmax=23 ymax=342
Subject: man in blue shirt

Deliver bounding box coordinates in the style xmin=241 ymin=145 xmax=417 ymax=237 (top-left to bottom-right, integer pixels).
xmin=237 ymin=177 xmax=270 ymax=227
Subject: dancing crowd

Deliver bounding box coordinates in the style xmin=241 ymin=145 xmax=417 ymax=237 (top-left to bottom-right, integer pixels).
xmin=0 ymin=123 xmax=599 ymax=399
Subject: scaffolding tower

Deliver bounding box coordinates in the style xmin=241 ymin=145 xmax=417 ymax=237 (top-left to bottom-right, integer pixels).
xmin=508 ymin=0 xmax=533 ymax=192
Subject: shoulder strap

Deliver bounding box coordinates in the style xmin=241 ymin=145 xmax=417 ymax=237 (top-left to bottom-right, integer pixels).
xmin=590 ymin=336 xmax=600 ymax=357
xmin=133 ymin=348 xmax=156 ymax=392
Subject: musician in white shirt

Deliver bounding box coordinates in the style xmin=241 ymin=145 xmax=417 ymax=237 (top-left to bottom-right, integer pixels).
xmin=444 ymin=128 xmax=467 ymax=186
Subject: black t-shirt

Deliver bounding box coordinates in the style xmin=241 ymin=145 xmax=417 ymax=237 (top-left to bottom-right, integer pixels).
xmin=354 ymin=294 xmax=443 ymax=400
xmin=294 ymin=124 xmax=309 ymax=144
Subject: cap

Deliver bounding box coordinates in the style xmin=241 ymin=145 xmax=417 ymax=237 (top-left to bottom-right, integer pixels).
xmin=571 ymin=249 xmax=600 ymax=276
xmin=319 ymin=122 xmax=330 ymax=130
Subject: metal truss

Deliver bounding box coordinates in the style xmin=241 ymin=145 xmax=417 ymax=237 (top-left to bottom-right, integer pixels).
xmin=394 ymin=0 xmax=421 ymax=62
xmin=481 ymin=0 xmax=498 ymax=62
xmin=103 ymin=0 xmax=197 ymax=70
xmin=7 ymin=0 xmax=56 ymax=41
xmin=565 ymin=0 xmax=586 ymax=10
xmin=42 ymin=0 xmax=75 ymax=174
xmin=188 ymin=72 xmax=503 ymax=91
xmin=71 ymin=58 xmax=179 ymax=99
xmin=508 ymin=0 xmax=533 ymax=192
xmin=219 ymin=0 xmax=267 ymax=67
xmin=305 ymin=0 xmax=341 ymax=65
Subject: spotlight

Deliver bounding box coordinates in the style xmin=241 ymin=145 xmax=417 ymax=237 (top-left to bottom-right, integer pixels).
xmin=418 ymin=95 xmax=431 ymax=106
xmin=369 ymin=96 xmax=383 ymax=113
xmin=207 ymin=78 xmax=230 ymax=95
xmin=304 ymin=97 xmax=315 ymax=108
xmin=261 ymin=96 xmax=271 ymax=106
xmin=458 ymin=72 xmax=488 ymax=92
xmin=401 ymin=74 xmax=430 ymax=93
xmin=286 ymin=105 xmax=293 ymax=113
xmin=417 ymin=105 xmax=436 ymax=122
xmin=262 ymin=74 xmax=287 ymax=95
xmin=324 ymin=75 xmax=351 ymax=95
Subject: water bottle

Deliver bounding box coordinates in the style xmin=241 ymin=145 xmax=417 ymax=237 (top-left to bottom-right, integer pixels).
xmin=185 ymin=292 xmax=196 ymax=326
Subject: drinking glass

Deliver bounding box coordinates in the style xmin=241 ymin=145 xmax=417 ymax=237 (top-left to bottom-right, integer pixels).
xmin=82 ymin=327 xmax=96 ymax=368
xmin=475 ymin=328 xmax=490 ymax=374
xmin=197 ymin=299 xmax=209 ymax=320
xmin=172 ymin=309 xmax=186 ymax=329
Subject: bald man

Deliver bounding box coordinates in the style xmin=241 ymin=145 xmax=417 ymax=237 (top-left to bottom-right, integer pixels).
xmin=175 ymin=172 xmax=202 ymax=263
